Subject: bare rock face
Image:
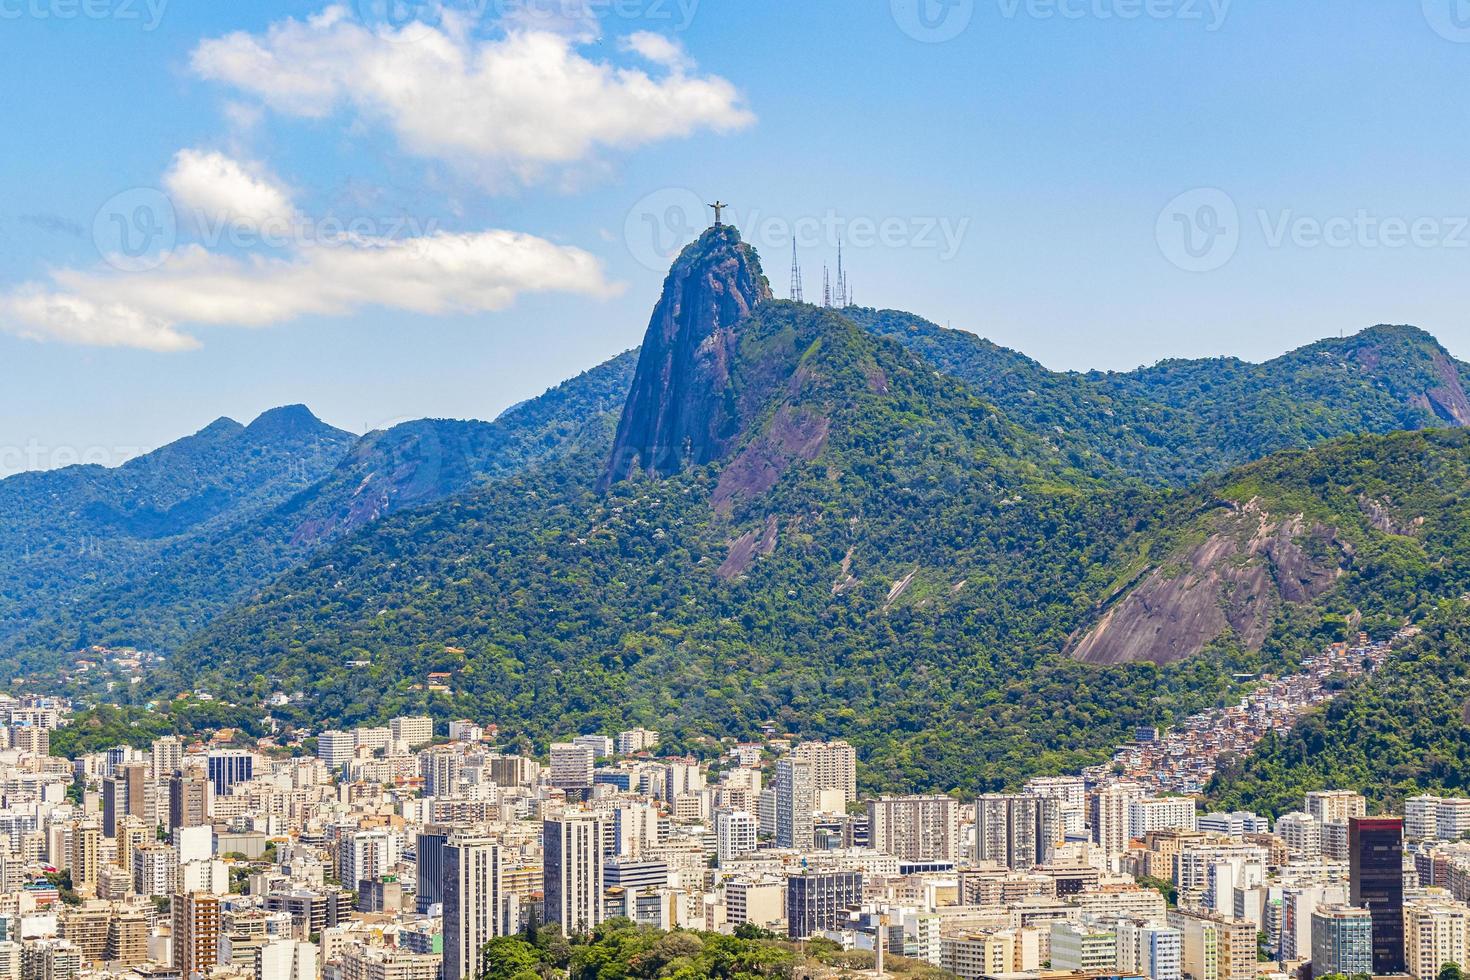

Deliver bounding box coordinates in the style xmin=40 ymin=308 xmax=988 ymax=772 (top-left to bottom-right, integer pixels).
xmin=1069 ymin=500 xmax=1346 ymax=665
xmin=1418 ymin=350 xmax=1470 ymax=426
xmin=599 ymin=226 xmax=771 ymax=489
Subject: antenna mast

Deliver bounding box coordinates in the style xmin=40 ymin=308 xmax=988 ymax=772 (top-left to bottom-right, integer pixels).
xmin=836 ymin=241 xmax=846 ymax=308
xmin=790 ymin=238 xmax=804 ymax=303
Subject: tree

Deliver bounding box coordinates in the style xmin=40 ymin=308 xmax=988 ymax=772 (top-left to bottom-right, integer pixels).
xmin=478 ymin=937 xmax=542 ymax=980
xmin=1438 ymin=963 xmax=1463 ymax=980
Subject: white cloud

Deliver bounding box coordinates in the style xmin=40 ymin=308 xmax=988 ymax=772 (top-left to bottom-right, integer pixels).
xmin=1 ymin=230 xmax=618 ymax=352
xmin=189 ymin=5 xmax=754 ymax=184
xmin=622 ymin=31 xmax=692 ymax=71
xmin=164 ymin=148 xmax=297 ymax=233
xmin=1 ymin=288 xmax=200 ymax=352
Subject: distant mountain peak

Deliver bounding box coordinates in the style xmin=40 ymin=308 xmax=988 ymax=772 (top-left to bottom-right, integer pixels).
xmin=244 ymin=404 xmax=345 ymax=441
xmin=599 ymin=225 xmax=772 ymax=489
xmin=198 ymin=416 xmax=245 ymax=436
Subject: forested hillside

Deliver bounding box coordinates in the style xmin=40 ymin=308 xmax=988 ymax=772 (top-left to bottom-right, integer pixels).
xmin=137 ymin=231 xmax=1470 ymax=795
xmin=17 ymin=229 xmax=1470 ymax=797
xmin=1 ymin=352 xmax=637 ymax=667
xmin=0 ymin=406 xmax=354 ymax=641
xmin=852 ymin=308 xmax=1470 ymax=484
xmin=1209 ymin=607 xmax=1470 ymax=817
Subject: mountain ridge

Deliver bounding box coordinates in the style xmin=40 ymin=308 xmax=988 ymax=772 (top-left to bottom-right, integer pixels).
xmin=12 ymin=230 xmax=1470 ymax=797
xmin=0 ymin=351 xmax=638 ymax=667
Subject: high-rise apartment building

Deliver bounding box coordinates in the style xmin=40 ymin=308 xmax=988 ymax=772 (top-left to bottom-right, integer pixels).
xmin=785 ymin=870 xmax=862 ymax=939
xmin=1117 ymin=919 xmax=1183 ymax=980
xmin=67 ymin=822 xmax=101 ymax=896
xmin=1050 ymin=921 xmax=1118 ymax=972
xmin=1128 ymin=796 xmax=1198 ymax=841
xmin=714 ymin=809 xmax=758 ymax=864
xmin=101 ymin=763 xmax=147 ymax=838
xmin=544 ymin=812 xmax=605 ymax=935
xmin=1092 ymin=782 xmax=1147 ymax=856
xmin=1168 ymin=909 xmax=1256 ymax=980
xmin=172 ymin=891 xmax=221 ymax=978
xmin=1405 ymin=900 xmax=1469 ymax=980
xmin=205 ymin=750 xmax=254 ymax=797
xmin=388 ymin=716 xmax=434 ymax=749
xmin=1306 ymin=790 xmax=1367 ymax=825
xmin=792 ymin=741 xmax=857 ymax=804
xmin=1311 ymin=904 xmax=1374 ymax=977
xmin=975 ymin=794 xmax=1061 ymax=869
xmin=1274 ymin=812 xmax=1322 ymax=859
xmin=615 ymin=728 xmax=659 ymax=755
xmin=443 ymin=834 xmax=513 ymax=980
xmin=150 ymin=736 xmax=183 ymax=780
xmin=1350 ymin=816 xmax=1405 ymax=975
xmin=168 ymin=768 xmax=209 ymax=831
xmin=867 ymin=796 xmax=959 ymax=863
xmin=549 ymin=744 xmax=595 ymax=790
xmin=774 ymin=759 xmax=816 ymax=851
xmin=317 ymin=731 xmax=356 ymax=771
xmin=1280 ymin=883 xmax=1348 ymax=962
xmin=258 ymin=939 xmax=317 ymax=980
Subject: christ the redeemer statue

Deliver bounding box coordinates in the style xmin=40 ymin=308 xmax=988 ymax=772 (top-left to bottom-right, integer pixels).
xmin=709 ymin=201 xmax=728 ymax=227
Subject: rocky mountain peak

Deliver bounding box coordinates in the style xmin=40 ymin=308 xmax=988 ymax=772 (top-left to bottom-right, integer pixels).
xmin=599 ymin=225 xmax=772 ymax=489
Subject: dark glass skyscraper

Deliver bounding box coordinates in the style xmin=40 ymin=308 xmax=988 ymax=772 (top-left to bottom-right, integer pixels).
xmin=1350 ymin=816 xmax=1405 ymax=974
xmin=785 ymin=870 xmax=862 ymax=939
xmin=206 ymin=749 xmax=254 ymax=797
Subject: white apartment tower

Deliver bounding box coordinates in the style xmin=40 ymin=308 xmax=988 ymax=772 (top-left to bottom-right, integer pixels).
xmin=774 ymin=759 xmax=816 ymax=850
xmin=544 ymin=812 xmax=605 ymax=935
xmin=443 ymin=835 xmax=513 ymax=980
xmin=792 ymin=740 xmax=857 ymax=804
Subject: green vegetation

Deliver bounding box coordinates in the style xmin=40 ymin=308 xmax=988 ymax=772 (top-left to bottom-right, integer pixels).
xmin=43 ymin=870 xmax=80 ymax=906
xmin=3 ymin=352 xmax=637 ymax=670
xmin=852 ymin=309 xmax=1468 ymax=486
xmin=1211 ymin=606 xmax=1470 ymax=816
xmin=478 ymin=919 xmax=952 ymax=979
xmin=16 ymin=230 xmax=1470 ymax=802
xmin=1137 ymin=875 xmax=1178 ymax=907
xmin=48 ymin=698 xmax=255 ymax=759
xmin=157 ymin=296 xmax=1470 ymax=795
xmin=0 ymin=407 xmax=355 ymax=664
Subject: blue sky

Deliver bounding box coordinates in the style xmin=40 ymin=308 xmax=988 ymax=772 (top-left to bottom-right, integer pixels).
xmin=2 ymin=0 xmax=1469 ymax=471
